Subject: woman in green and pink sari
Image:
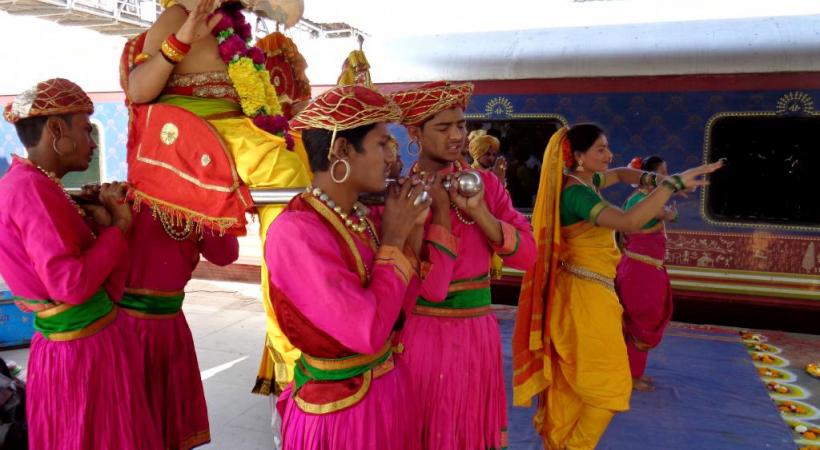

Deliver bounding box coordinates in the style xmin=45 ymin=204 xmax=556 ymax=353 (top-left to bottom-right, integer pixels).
xmin=615 ymin=155 xmax=677 ymax=391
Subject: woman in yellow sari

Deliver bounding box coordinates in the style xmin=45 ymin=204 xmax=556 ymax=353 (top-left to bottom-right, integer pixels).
xmin=512 ymin=124 xmax=722 ymax=449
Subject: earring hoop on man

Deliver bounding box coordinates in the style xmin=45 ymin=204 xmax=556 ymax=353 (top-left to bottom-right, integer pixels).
xmin=52 ymin=136 xmax=76 ymax=156
xmin=330 ymin=159 xmax=351 ymax=184
xmin=407 ymin=140 xmax=421 ymax=157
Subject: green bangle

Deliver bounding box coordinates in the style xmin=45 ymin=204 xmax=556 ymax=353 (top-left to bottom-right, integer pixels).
xmin=661 ymin=179 xmax=678 ymax=193
xmin=671 ymin=175 xmax=686 ymax=191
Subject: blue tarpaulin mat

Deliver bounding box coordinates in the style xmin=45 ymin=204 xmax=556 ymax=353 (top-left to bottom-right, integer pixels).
xmin=498 ymin=314 xmax=795 ymax=449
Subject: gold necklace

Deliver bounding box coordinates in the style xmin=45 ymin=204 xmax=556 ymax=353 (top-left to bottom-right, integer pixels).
xmin=158 ymin=214 xmax=193 ymax=241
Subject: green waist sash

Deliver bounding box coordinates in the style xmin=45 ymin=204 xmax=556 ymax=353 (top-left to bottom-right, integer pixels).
xmin=15 ymin=289 xmax=114 ymax=338
xmin=157 ymin=95 xmax=242 ymax=118
xmin=417 ymin=286 xmax=492 ymax=309
xmin=293 ymin=340 xmax=393 ymax=392
xmin=120 ymin=291 xmax=184 ymax=315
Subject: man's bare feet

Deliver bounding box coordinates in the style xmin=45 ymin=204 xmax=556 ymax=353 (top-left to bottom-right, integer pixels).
xmin=633 ymin=376 xmax=655 ymax=391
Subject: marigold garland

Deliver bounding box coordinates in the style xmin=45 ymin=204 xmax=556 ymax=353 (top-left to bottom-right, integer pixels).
xmin=211 ymin=2 xmax=291 ymax=149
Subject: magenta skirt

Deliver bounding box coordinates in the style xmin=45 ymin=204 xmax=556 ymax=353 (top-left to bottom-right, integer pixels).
xmin=277 ymin=359 xmax=420 ymax=450
xmin=399 ymin=313 xmax=507 ymax=450
xmin=615 ymin=231 xmax=673 ymax=377
xmin=26 ymin=309 xmax=161 ymax=450
xmin=121 ymin=311 xmax=210 ymax=450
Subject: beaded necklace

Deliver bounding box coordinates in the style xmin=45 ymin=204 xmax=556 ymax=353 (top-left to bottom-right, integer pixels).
xmin=33 ymin=165 xmax=86 ymax=218
xmin=158 ymin=214 xmax=194 ymax=241
xmin=410 ymin=160 xmax=475 ymax=225
xmin=306 ymin=186 xmax=380 ymax=247
xmin=25 ymin=160 xmax=96 ymax=239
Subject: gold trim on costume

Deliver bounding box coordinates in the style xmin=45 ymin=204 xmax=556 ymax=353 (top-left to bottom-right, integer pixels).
xmin=588 ymin=201 xmax=609 ymax=225
xmin=413 ymin=305 xmax=492 ymax=318
xmin=167 ymin=71 xmax=232 ymax=87
xmin=302 ymin=339 xmax=392 ymax=371
xmin=124 ymin=287 xmax=185 ymax=297
xmin=559 ymin=261 xmax=615 ymax=291
xmin=294 ymin=370 xmax=372 ymax=414
xmin=179 ymin=430 xmax=211 ymax=450
xmin=135 ymin=104 xmax=245 ymax=194
xmin=46 ymin=307 xmax=118 ymax=342
xmin=122 ymin=308 xmax=180 ymax=320
xmin=304 ymin=194 xmax=368 ymax=284
xmin=623 ymin=250 xmax=664 ymax=269
xmin=131 ymin=190 xmax=240 ymax=232
xmin=35 ymin=302 xmax=72 ymax=319
xmin=447 ymin=278 xmax=491 ymax=293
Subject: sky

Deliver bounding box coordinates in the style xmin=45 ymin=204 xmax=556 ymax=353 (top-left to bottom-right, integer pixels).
xmin=2 ymin=0 xmax=820 ymax=94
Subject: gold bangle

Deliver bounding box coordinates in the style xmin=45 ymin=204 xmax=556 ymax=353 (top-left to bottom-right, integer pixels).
xmin=160 ymin=39 xmax=186 ymax=64
xmin=134 ymin=52 xmax=151 ymax=65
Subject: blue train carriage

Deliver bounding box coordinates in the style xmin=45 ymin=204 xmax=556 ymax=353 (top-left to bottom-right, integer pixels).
xmin=367 ymin=14 xmax=820 ymax=313
xmin=1 ymin=14 xmax=819 ymax=320
xmin=450 ymin=82 xmax=820 ymax=312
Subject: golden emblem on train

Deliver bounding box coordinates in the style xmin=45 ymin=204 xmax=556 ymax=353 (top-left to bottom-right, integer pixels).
xmin=159 ymin=123 xmax=179 ymax=145
xmin=776 ymin=91 xmax=814 ymax=115
xmin=485 ymin=97 xmax=514 ymax=117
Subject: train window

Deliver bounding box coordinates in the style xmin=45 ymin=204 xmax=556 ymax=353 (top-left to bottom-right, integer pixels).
xmin=705 ymin=115 xmax=820 ymax=229
xmin=62 ymin=120 xmax=104 ymax=189
xmin=466 ymin=119 xmax=563 ymax=210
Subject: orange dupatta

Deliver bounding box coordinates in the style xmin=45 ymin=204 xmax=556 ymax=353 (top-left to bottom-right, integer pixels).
xmin=511 ymin=127 xmax=568 ymax=406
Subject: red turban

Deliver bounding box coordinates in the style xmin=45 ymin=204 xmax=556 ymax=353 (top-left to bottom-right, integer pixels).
xmin=290 ymin=85 xmax=401 ymax=132
xmin=4 ymin=78 xmax=93 ymax=124
xmin=389 ymin=81 xmax=473 ymax=126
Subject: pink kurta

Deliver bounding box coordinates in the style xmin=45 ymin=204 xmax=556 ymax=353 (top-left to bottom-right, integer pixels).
xmin=0 ymin=157 xmax=160 ymax=450
xmin=122 ymin=207 xmax=239 ymax=450
xmin=265 ymin=197 xmax=421 ymax=450
xmin=400 ymin=166 xmax=536 ymax=450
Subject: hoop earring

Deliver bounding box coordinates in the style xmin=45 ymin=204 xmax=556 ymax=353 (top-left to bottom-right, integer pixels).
xmin=407 ymin=140 xmax=420 ymax=157
xmin=52 ymin=136 xmax=76 ymax=156
xmin=330 ymin=159 xmax=351 ymax=184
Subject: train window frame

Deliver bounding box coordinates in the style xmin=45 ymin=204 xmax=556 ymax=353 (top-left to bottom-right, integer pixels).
xmin=701 ymin=111 xmax=820 ymax=233
xmin=61 ymin=118 xmax=106 ymax=189
xmin=465 ymin=112 xmax=567 ymax=214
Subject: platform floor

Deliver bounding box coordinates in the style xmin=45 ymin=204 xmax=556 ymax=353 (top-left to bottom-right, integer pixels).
xmin=2 ymin=279 xmax=818 ymax=449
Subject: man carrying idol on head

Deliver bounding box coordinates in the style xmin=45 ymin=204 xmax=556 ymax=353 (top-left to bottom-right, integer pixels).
xmin=119 ymin=0 xmax=311 ymax=448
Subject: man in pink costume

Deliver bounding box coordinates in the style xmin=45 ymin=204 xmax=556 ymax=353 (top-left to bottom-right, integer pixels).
xmin=0 ymin=78 xmax=161 ymax=449
xmin=391 ymin=81 xmax=537 ymax=449
xmin=119 ymin=206 xmax=238 ymax=449
xmin=265 ymin=85 xmax=433 ymax=449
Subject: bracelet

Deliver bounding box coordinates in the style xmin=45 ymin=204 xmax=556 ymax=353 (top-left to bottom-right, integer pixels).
xmin=670 ymin=174 xmax=686 ymax=191
xmin=159 ymin=49 xmax=178 ymax=65
xmin=639 ymin=171 xmax=659 ymax=188
xmin=160 ymin=34 xmax=190 ymax=64
xmin=134 ymin=52 xmax=151 ymax=65
xmin=660 ymin=179 xmax=678 ymax=193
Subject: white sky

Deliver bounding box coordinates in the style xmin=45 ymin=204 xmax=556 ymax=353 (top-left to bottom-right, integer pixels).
xmin=301 ymin=0 xmax=820 ymax=37
xmin=1 ymin=0 xmax=820 ymax=94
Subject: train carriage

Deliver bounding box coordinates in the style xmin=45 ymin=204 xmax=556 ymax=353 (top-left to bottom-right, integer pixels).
xmin=1 ymin=13 xmax=818 ymax=334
